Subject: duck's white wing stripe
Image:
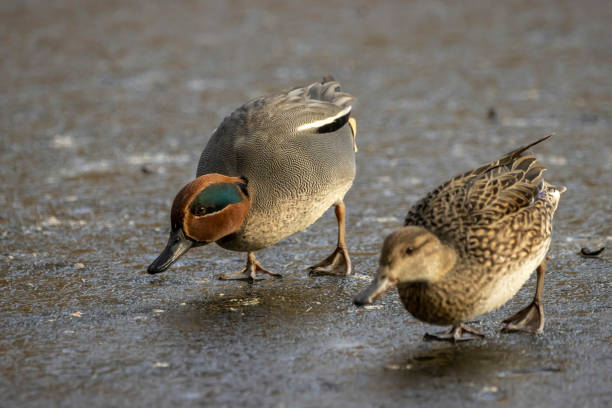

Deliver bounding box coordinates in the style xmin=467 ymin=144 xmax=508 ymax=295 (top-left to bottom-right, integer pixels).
xmin=296 ymin=106 xmax=352 ymax=132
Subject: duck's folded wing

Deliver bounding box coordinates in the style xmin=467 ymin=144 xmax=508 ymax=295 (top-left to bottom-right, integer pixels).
xmin=461 ymin=155 xmax=546 ymax=225
xmin=242 ymin=80 xmax=355 ymax=136
xmin=197 ymin=80 xmax=355 ymax=177
xmin=405 ymin=135 xmax=551 ymax=241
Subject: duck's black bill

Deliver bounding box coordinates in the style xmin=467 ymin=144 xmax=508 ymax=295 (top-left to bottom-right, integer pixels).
xmin=147 ymin=228 xmax=194 ymax=274
xmin=353 ymin=271 xmax=397 ymax=306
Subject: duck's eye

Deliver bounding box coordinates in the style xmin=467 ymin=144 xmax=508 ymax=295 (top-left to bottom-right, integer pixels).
xmin=189 ymin=182 xmax=244 ymax=217
xmin=404 ymin=247 xmax=414 ymax=255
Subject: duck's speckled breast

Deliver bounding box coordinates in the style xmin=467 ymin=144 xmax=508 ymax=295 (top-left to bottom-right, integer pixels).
xmin=398 ymin=279 xmax=482 ymax=326
xmin=219 ymin=179 xmax=353 ymax=251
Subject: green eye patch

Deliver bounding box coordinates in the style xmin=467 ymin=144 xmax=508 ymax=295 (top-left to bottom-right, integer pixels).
xmin=189 ymin=183 xmax=244 ymax=216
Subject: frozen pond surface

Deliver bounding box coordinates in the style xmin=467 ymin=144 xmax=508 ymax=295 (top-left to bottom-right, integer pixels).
xmin=1 ymin=1 xmax=610 ymax=407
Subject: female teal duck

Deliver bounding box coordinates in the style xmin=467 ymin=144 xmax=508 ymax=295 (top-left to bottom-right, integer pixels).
xmin=147 ymin=77 xmax=357 ymax=280
xmin=354 ymin=135 xmax=565 ymax=341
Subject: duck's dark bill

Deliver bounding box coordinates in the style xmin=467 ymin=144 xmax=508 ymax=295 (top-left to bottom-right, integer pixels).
xmin=353 ymin=272 xmax=397 ymax=306
xmin=147 ymin=228 xmax=194 ymax=274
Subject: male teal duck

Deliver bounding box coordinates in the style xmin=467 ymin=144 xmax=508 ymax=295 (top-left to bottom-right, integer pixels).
xmin=354 ymin=135 xmax=565 ymax=341
xmin=147 ymin=77 xmax=357 ymax=281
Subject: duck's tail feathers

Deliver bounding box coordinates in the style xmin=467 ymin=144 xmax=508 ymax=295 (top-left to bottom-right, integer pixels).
xmin=321 ymin=74 xmax=335 ymax=83
xmin=502 ymin=133 xmax=554 ymax=164
xmin=304 ymin=78 xmax=355 ymax=108
xmin=290 ymin=77 xmax=355 ymax=133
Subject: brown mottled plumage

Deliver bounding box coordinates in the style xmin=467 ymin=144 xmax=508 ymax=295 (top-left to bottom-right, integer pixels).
xmin=355 ymin=135 xmax=565 ymax=342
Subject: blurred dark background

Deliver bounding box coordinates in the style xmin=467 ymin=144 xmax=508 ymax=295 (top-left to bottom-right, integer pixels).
xmin=1 ymin=1 xmax=610 ymax=407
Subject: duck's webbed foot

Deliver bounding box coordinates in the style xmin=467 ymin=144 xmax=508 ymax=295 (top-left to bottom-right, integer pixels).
xmin=424 ymin=325 xmax=485 ymax=343
xmin=502 ymin=260 xmax=546 ymax=334
xmin=308 ymin=245 xmax=352 ymax=276
xmin=501 ymin=300 xmax=544 ymax=333
xmin=217 ymin=252 xmax=282 ymax=282
xmin=308 ymin=202 xmax=352 ymax=277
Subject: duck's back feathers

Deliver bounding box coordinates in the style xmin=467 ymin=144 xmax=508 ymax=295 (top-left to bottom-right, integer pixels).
xmin=405 ymin=135 xmax=553 ymax=247
xmin=197 ymin=78 xmax=355 ymax=178
xmin=215 ymin=79 xmax=353 ymax=140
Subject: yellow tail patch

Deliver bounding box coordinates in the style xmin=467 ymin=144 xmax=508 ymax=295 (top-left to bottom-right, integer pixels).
xmin=348 ymin=117 xmax=358 ymax=152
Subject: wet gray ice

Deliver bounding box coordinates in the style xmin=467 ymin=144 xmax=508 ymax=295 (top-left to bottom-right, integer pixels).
xmin=1 ymin=1 xmax=611 ymax=407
